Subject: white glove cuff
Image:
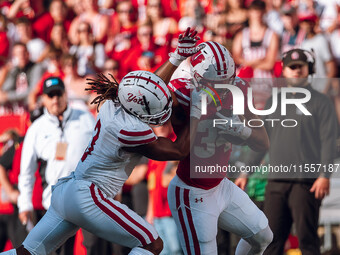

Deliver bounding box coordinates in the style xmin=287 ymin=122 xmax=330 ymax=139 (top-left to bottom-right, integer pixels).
xmin=169 ymin=52 xmax=185 ymax=66
xmin=240 ymin=126 xmax=252 ymax=140
xmin=190 ymin=106 xmax=201 ymax=120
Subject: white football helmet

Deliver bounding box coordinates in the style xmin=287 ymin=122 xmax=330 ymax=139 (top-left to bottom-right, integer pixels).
xmin=118 ymin=70 xmax=172 ymax=126
xmin=190 ymin=41 xmax=236 ymax=87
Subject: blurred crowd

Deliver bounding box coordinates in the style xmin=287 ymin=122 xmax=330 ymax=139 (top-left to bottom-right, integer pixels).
xmin=1 ymin=0 xmax=340 ymax=254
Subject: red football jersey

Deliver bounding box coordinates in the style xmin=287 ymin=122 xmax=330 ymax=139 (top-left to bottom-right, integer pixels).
xmin=168 ymin=77 xmax=249 ymax=189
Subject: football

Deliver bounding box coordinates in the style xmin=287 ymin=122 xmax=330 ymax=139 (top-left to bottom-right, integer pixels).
xmin=215 ymin=113 xmax=247 ymax=145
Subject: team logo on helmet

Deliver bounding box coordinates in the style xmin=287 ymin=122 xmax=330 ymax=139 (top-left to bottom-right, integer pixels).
xmin=127 ymin=93 xmax=145 ymax=105
xmin=190 ymin=41 xmax=236 ymax=110
xmin=191 ymin=52 xmax=206 ymax=67
xmin=190 ymin=41 xmax=235 ymax=84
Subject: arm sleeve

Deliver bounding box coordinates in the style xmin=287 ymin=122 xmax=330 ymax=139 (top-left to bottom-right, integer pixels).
xmin=17 ymin=127 xmax=39 ymax=213
xmin=318 ymin=96 xmax=338 ymax=177
xmin=118 ymin=126 xmax=157 ymax=147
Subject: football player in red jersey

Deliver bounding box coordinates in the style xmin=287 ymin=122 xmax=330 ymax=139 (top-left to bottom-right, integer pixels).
xmin=167 ymin=41 xmax=273 ymax=255
xmin=0 ymin=28 xmax=203 ymax=255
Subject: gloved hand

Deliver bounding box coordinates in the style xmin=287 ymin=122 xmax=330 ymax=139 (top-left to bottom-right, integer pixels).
xmin=215 ymin=112 xmax=252 ymax=140
xmin=169 ymin=27 xmax=202 ymax=66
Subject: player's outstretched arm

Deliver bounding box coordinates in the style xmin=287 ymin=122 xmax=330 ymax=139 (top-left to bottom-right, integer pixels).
xmin=154 ymin=27 xmax=201 ymax=85
xmin=123 ymin=117 xmax=199 ymax=161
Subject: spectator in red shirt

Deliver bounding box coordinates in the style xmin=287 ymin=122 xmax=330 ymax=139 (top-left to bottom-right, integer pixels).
xmin=38 ymin=23 xmax=70 ymax=62
xmin=121 ymin=22 xmax=168 ymax=74
xmin=32 ymin=0 xmax=71 ymax=44
xmin=0 ymin=1 xmax=12 ymax=18
xmin=0 ymin=129 xmax=43 ymax=252
xmin=6 ymin=0 xmax=35 ymax=21
xmin=0 ymin=13 xmax=10 ymax=87
xmin=146 ymin=0 xmax=178 ymax=49
xmin=0 ymin=14 xmax=9 ymax=68
xmin=105 ymin=0 xmax=137 ymax=63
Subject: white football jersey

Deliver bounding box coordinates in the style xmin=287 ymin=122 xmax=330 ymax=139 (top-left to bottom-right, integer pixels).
xmin=74 ymin=100 xmax=157 ymax=197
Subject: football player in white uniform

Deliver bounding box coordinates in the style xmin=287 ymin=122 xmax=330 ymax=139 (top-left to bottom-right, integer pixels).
xmin=167 ymin=41 xmax=273 ymax=255
xmin=1 ymin=28 xmax=203 ymax=255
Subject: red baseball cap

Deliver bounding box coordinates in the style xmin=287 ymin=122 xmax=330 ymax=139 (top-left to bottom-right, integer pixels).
xmin=298 ymin=11 xmax=318 ymax=23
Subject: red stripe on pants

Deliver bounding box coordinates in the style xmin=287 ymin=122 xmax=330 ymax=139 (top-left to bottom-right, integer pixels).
xmin=176 ymin=186 xmax=191 ymax=255
xmin=90 ymin=184 xmax=151 ymax=246
xmin=183 ymin=189 xmax=201 ymax=255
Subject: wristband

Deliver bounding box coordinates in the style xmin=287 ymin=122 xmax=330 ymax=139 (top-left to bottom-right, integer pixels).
xmin=240 ymin=126 xmax=252 ymax=140
xmin=190 ymin=105 xmax=201 ymax=120
xmin=169 ymin=52 xmax=185 ymax=66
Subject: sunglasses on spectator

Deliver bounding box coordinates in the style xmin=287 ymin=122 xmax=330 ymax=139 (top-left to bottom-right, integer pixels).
xmin=47 ymin=91 xmax=63 ymax=98
xmin=78 ymin=28 xmax=89 ymax=33
xmin=139 ymin=32 xmax=152 ymax=37
xmin=104 ymin=66 xmax=118 ymax=71
xmin=148 ymin=4 xmax=160 ymax=8
xmin=63 ymin=62 xmax=73 ymax=67
xmin=283 ymin=13 xmax=294 ymax=17
xmin=118 ymin=9 xmax=133 ymax=13
xmin=288 ymin=64 xmax=305 ymax=70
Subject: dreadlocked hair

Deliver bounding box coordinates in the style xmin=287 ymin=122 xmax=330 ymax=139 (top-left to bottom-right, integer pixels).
xmin=86 ymin=73 xmax=120 ymax=112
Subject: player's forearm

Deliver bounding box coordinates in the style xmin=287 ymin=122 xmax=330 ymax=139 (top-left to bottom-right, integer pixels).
xmin=246 ymin=126 xmax=270 ymax=152
xmin=154 ymin=60 xmax=178 ymax=85
xmin=150 ymin=117 xmax=199 ymax=161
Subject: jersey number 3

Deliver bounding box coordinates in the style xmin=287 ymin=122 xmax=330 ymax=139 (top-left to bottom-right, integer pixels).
xmin=81 ymin=119 xmax=101 ymax=162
